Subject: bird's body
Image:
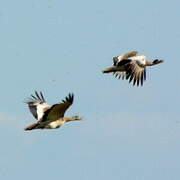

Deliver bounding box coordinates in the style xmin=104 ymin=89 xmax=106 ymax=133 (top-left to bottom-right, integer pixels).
xmin=28 ymin=119 xmax=65 ymax=130
xmin=102 ymin=51 xmax=163 ymax=86
xmin=24 ymin=91 xmax=82 ymax=131
xmin=48 ymin=119 xmax=65 ymax=129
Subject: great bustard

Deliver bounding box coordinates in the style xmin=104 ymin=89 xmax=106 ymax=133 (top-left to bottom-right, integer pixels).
xmin=24 ymin=91 xmax=82 ymax=130
xmin=102 ymin=51 xmax=163 ymax=86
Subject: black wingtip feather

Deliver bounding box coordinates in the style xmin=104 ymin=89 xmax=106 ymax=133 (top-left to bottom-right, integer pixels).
xmin=144 ymin=70 xmax=146 ymax=81
xmin=137 ymin=77 xmax=140 ymax=86
xmin=31 ymin=94 xmax=37 ymax=100
xmin=133 ymin=77 xmax=137 ymax=86
xmin=115 ymin=73 xmax=118 ymax=78
xmin=141 ymin=74 xmax=144 ymax=86
xmin=61 ymin=93 xmax=74 ymax=104
xmin=29 ymin=91 xmax=45 ymax=103
xmin=35 ymin=91 xmax=41 ymax=100
xmin=129 ymin=74 xmax=134 ymax=83
xmin=40 ymin=91 xmax=45 ymax=102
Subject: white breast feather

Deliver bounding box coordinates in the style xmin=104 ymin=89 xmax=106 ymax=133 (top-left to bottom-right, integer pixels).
xmin=49 ymin=120 xmax=65 ymax=129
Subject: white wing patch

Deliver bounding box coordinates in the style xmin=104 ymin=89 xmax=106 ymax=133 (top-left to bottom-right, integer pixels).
xmin=36 ymin=103 xmax=50 ymax=121
xmin=26 ymin=91 xmax=51 ymax=121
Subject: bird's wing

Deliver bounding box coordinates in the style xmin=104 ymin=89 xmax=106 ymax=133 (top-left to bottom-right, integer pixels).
xmin=113 ymin=71 xmax=127 ymax=80
xmin=113 ymin=51 xmax=138 ymax=66
xmin=26 ymin=91 xmax=51 ymax=120
xmin=41 ymin=93 xmax=74 ymax=122
xmin=121 ymin=50 xmax=138 ymax=59
xmin=112 ymin=59 xmax=132 ymax=79
xmin=125 ymin=61 xmax=146 ymax=86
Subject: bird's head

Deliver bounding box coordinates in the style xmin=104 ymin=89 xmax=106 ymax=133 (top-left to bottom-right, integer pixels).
xmin=153 ymin=59 xmax=164 ymax=65
xmin=72 ymin=115 xmax=82 ymax=121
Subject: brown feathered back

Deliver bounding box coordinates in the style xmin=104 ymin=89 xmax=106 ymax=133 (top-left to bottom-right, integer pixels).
xmin=41 ymin=93 xmax=74 ymax=122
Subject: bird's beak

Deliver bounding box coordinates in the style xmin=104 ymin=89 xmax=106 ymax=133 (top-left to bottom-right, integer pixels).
xmin=102 ymin=66 xmax=117 ymax=73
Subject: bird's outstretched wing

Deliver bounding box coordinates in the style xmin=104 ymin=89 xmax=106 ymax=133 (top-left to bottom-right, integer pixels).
xmin=125 ymin=61 xmax=146 ymax=86
xmin=41 ymin=93 xmax=74 ymax=122
xmin=26 ymin=91 xmax=50 ymax=120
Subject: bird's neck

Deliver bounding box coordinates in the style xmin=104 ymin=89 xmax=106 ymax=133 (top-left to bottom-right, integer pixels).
xmin=63 ymin=117 xmax=75 ymax=122
xmin=64 ymin=116 xmax=81 ymax=122
xmin=145 ymin=61 xmax=154 ymax=66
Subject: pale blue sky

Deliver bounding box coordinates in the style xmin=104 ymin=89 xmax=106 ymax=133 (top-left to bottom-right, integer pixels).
xmin=0 ymin=0 xmax=179 ymax=179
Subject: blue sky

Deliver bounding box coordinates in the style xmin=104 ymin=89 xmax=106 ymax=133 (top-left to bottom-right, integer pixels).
xmin=0 ymin=0 xmax=180 ymax=179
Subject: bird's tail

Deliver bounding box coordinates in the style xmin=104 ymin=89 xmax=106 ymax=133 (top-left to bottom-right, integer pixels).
xmin=24 ymin=123 xmax=39 ymax=131
xmin=102 ymin=66 xmax=117 ymax=73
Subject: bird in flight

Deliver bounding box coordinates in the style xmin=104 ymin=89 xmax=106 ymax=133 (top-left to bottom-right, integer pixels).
xmin=24 ymin=91 xmax=82 ymax=130
xmin=102 ymin=51 xmax=163 ymax=86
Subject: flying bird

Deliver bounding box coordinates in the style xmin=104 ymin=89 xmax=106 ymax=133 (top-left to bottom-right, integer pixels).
xmin=102 ymin=51 xmax=163 ymax=86
xmin=24 ymin=91 xmax=82 ymax=130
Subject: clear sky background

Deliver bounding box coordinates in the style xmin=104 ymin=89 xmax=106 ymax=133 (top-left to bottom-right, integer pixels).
xmin=0 ymin=0 xmax=179 ymax=179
